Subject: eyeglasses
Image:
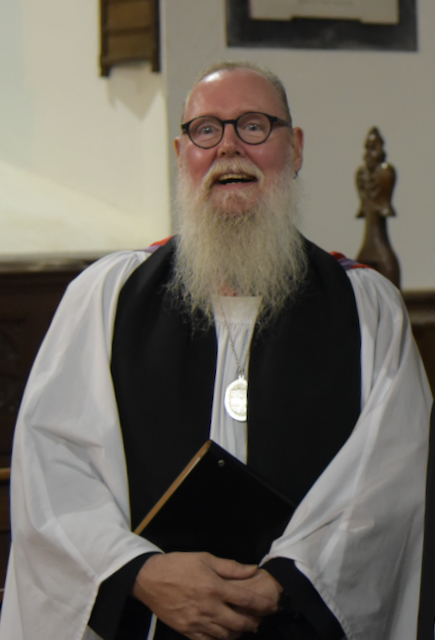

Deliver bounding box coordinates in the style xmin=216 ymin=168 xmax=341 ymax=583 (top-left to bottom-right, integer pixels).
xmin=181 ymin=112 xmax=291 ymax=149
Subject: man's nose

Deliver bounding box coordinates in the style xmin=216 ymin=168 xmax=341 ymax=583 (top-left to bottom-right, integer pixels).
xmin=217 ymin=123 xmax=243 ymax=157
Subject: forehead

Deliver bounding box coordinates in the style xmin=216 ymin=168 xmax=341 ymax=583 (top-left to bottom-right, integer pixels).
xmin=184 ymin=69 xmax=286 ymax=122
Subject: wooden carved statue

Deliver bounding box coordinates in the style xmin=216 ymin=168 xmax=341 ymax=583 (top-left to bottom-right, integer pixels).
xmin=356 ymin=127 xmax=401 ymax=288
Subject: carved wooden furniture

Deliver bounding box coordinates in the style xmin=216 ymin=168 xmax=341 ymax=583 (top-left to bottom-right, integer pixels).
xmin=355 ymin=127 xmax=401 ymax=288
xmin=100 ymin=0 xmax=160 ymax=76
xmin=354 ymin=127 xmax=435 ymax=393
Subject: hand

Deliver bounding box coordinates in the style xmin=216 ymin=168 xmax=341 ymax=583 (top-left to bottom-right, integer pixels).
xmin=132 ymin=552 xmax=279 ymax=640
xmin=228 ymin=569 xmax=282 ymax=616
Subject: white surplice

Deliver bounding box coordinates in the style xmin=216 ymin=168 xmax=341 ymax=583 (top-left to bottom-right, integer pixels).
xmin=0 ymin=250 xmax=431 ymax=640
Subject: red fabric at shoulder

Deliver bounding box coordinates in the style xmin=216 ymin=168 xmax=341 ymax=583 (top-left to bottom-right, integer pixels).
xmin=145 ymin=236 xmax=173 ymax=253
xmin=330 ymin=251 xmax=373 ymax=272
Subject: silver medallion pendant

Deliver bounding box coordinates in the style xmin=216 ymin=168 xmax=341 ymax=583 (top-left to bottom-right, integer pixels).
xmin=224 ymin=376 xmax=248 ymax=422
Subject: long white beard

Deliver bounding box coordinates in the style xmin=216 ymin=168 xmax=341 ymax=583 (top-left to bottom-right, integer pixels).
xmin=169 ymin=158 xmax=308 ymax=328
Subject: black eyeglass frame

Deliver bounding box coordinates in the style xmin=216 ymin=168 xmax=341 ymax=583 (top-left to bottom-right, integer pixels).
xmin=181 ymin=112 xmax=291 ymax=149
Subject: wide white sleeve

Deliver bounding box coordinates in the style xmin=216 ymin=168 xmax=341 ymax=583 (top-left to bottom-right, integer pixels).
xmin=0 ymin=251 xmax=162 ymax=640
xmin=263 ymin=268 xmax=432 ymax=640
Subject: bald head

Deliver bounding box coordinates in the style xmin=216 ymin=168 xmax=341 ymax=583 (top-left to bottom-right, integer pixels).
xmin=183 ymin=60 xmax=292 ymax=125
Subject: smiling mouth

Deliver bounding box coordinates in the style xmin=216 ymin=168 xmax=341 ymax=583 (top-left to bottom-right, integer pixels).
xmin=216 ymin=173 xmax=257 ymax=185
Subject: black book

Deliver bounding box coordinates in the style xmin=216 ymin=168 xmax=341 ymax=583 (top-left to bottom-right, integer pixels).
xmin=134 ymin=440 xmax=295 ymax=565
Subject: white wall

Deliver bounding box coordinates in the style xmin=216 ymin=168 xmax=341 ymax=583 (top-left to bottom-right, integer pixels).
xmin=0 ymin=0 xmax=171 ymax=253
xmin=162 ymin=0 xmax=435 ymax=290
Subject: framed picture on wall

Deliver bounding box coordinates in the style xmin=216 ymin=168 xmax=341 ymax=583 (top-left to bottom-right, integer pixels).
xmin=226 ymin=0 xmax=417 ymax=51
xmin=249 ymin=0 xmax=400 ymax=24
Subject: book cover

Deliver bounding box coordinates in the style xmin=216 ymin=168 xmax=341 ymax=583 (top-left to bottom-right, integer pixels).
xmin=135 ymin=440 xmax=295 ymax=565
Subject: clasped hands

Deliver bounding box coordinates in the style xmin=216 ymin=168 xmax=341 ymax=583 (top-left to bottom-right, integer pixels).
xmin=132 ymin=551 xmax=282 ymax=640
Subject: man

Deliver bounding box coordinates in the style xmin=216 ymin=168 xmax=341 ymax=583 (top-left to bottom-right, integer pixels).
xmin=0 ymin=62 xmax=431 ymax=640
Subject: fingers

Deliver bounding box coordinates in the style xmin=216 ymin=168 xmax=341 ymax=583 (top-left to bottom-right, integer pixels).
xmin=228 ymin=568 xmax=282 ymax=606
xmin=215 ymin=609 xmax=262 ymax=637
xmin=223 ymin=569 xmax=282 ymax=619
xmin=202 ymin=553 xmax=258 ymax=580
xmin=223 ymin=579 xmax=278 ymax=617
xmin=188 ymin=615 xmax=258 ymax=640
xmin=161 ymin=597 xmax=260 ymax=640
xmin=189 ymin=628 xmax=246 ymax=640
xmin=131 ymin=552 xmax=263 ymax=639
xmin=206 ymin=598 xmax=262 ymax=637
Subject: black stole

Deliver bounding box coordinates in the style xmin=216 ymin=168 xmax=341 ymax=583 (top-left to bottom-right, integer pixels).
xmin=111 ymin=236 xmax=361 ymax=530
xmin=110 ymin=236 xmax=361 ymax=640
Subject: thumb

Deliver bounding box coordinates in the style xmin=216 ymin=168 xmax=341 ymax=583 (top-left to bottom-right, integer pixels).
xmin=203 ymin=555 xmax=258 ymax=580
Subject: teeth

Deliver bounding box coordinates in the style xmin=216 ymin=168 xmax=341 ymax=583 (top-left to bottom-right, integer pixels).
xmin=218 ymin=173 xmax=254 ymax=183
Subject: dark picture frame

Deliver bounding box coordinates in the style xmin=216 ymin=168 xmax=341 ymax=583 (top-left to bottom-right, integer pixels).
xmin=226 ymin=0 xmax=417 ymax=52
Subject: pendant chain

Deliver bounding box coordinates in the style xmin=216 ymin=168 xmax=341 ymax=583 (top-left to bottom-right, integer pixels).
xmin=219 ymin=299 xmax=250 ymax=422
xmin=219 ymin=300 xmax=249 ymax=379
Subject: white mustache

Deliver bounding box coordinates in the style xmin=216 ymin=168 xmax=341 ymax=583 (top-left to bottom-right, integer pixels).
xmin=202 ymin=159 xmax=264 ymax=191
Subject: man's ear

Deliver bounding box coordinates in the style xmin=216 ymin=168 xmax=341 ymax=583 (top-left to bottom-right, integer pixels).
xmin=291 ymin=127 xmax=304 ymax=173
xmin=174 ymin=137 xmax=181 ymax=158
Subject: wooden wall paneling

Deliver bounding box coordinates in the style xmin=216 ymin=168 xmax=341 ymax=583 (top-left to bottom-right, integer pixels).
xmin=0 ymin=469 xmax=10 ymax=603
xmin=403 ymin=290 xmax=435 ymax=395
xmin=0 ymin=256 xmax=100 ymax=603
xmin=0 ymin=264 xmax=90 ymax=466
